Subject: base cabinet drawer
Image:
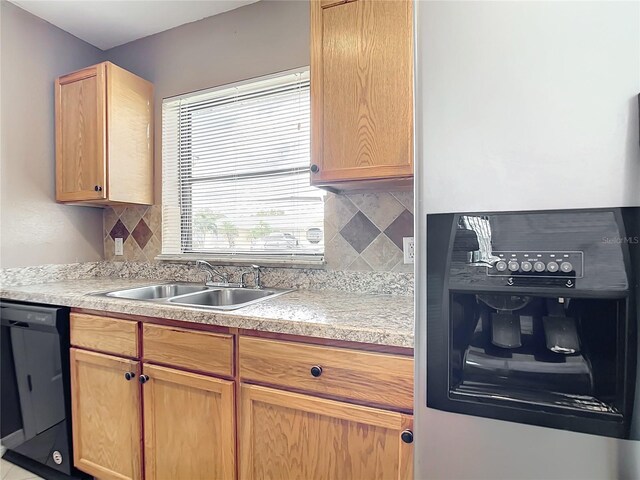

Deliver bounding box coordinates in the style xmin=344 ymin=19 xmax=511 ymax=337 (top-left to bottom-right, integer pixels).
xmin=240 ymin=384 xmax=414 ymax=480
xmin=142 ymin=323 xmax=233 ymax=377
xmin=239 ymin=336 xmax=413 ymax=410
xmin=71 ymin=313 xmax=139 ymax=357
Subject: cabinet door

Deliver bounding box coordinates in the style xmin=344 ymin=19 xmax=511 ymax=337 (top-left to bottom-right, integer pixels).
xmin=70 ymin=348 xmax=142 ymax=480
xmin=142 ymin=364 xmax=236 ymax=480
xmin=55 ymin=64 xmax=107 ymax=201
xmin=240 ymin=384 xmax=414 ymax=480
xmin=311 ymin=0 xmax=413 ymax=185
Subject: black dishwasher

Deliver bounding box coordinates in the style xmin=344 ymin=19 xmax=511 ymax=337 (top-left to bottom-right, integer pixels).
xmin=0 ymin=300 xmax=84 ymax=479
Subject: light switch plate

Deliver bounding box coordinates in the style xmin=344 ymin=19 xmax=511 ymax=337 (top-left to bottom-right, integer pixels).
xmin=115 ymin=238 xmax=124 ymax=256
xmin=403 ymin=237 xmax=414 ymax=264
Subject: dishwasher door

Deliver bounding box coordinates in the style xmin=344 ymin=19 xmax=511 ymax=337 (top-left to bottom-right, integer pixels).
xmin=9 ymin=323 xmax=65 ymax=439
xmin=0 ymin=301 xmax=73 ymax=475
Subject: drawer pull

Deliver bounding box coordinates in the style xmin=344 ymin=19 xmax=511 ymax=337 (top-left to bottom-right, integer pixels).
xmin=124 ymin=371 xmax=135 ymax=381
xmin=310 ymin=365 xmax=323 ymax=377
xmin=139 ymin=374 xmax=150 ymax=384
xmin=401 ymin=430 xmax=414 ymax=444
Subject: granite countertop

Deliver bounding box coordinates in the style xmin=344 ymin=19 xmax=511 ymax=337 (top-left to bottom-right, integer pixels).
xmin=0 ymin=278 xmax=414 ymax=348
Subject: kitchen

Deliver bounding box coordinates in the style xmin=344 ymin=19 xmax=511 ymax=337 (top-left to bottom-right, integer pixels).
xmin=0 ymin=1 xmax=639 ymax=480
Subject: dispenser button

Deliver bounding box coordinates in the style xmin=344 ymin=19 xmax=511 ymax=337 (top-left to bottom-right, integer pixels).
xmin=508 ymin=261 xmax=520 ymax=272
xmin=547 ymin=261 xmax=559 ymax=273
xmin=521 ymin=261 xmax=533 ymax=272
xmin=560 ymin=262 xmax=573 ymax=273
xmin=495 ymin=260 xmax=508 ymax=272
xmin=533 ymin=261 xmax=546 ymax=272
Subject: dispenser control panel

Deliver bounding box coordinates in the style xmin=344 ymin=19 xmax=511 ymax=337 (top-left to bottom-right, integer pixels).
xmin=487 ymin=251 xmax=583 ymax=278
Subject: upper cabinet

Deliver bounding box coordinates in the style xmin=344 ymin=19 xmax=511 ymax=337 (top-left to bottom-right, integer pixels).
xmin=55 ymin=62 xmax=154 ymax=205
xmin=310 ymin=0 xmax=414 ymax=192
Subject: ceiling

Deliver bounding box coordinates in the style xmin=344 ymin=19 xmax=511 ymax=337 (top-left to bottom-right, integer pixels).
xmin=10 ymin=0 xmax=260 ymax=50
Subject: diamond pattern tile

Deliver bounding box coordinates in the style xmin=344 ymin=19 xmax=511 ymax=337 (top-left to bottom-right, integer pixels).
xmin=348 ymin=256 xmax=373 ymax=271
xmin=109 ymin=219 xmax=130 ymax=241
xmin=347 ymin=193 xmax=405 ymax=231
xmin=143 ymin=206 xmax=162 ymax=234
xmin=339 ymin=211 xmax=380 ymax=254
xmin=384 ymin=209 xmax=414 ymax=249
xmin=324 ymin=233 xmax=359 ymax=270
xmin=143 ymin=233 xmax=162 ymax=261
xmin=361 ymin=234 xmax=404 ymax=271
xmin=132 ymin=219 xmax=153 ymax=249
xmin=391 ymin=191 xmax=414 ymax=214
xmin=124 ymin=236 xmax=146 ymax=262
xmin=103 ymin=207 xmax=120 ymax=236
xmin=120 ymin=206 xmax=147 ymax=232
xmin=324 ymin=193 xmax=358 ymax=230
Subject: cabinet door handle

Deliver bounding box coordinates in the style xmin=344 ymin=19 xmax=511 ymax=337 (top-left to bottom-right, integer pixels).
xmin=401 ymin=430 xmax=413 ymax=444
xmin=310 ymin=164 xmax=319 ymax=173
xmin=94 ymin=185 xmax=102 ymax=192
xmin=310 ymin=365 xmax=323 ymax=377
xmin=139 ymin=374 xmax=150 ymax=384
xmin=124 ymin=371 xmax=135 ymax=381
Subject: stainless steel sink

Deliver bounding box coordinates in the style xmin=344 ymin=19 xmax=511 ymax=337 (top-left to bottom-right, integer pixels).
xmin=98 ymin=283 xmax=291 ymax=310
xmin=105 ymin=284 xmax=209 ymax=300
xmin=168 ymin=288 xmax=282 ymax=310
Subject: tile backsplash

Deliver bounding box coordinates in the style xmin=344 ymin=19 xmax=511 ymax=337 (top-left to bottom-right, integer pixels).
xmin=323 ymin=191 xmax=413 ymax=272
xmin=103 ymin=190 xmax=414 ymax=272
xmin=104 ymin=205 xmax=162 ymax=262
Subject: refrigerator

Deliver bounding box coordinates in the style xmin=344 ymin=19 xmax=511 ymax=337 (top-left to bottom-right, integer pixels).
xmin=413 ymin=1 xmax=640 ymax=479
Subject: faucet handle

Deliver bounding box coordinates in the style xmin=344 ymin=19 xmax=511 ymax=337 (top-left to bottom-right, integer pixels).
xmin=240 ymin=265 xmax=262 ymax=289
xmin=240 ymin=269 xmax=252 ymax=288
xmin=252 ymin=265 xmax=262 ymax=289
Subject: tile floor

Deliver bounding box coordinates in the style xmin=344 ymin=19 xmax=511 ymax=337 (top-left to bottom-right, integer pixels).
xmin=0 ymin=459 xmax=44 ymax=480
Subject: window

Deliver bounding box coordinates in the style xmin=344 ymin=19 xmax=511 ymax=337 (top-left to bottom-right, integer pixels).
xmin=161 ymin=69 xmax=324 ymax=262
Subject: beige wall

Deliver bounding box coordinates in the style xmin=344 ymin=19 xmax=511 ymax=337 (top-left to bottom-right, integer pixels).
xmin=0 ymin=0 xmax=105 ymax=267
xmin=105 ymin=0 xmax=310 ymax=201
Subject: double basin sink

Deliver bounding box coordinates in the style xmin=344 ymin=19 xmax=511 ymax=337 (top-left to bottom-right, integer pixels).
xmin=99 ymin=283 xmax=291 ymax=310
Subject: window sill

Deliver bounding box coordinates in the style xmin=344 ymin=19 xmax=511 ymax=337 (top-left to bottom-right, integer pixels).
xmin=155 ymin=253 xmax=326 ymax=270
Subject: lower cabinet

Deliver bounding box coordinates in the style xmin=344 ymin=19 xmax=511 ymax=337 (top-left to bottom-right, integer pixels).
xmin=70 ymin=314 xmax=414 ymax=480
xmin=70 ymin=348 xmax=143 ymax=480
xmin=70 ymin=349 xmax=235 ymax=480
xmin=239 ymin=384 xmax=414 ymax=480
xmin=142 ymin=364 xmax=235 ymax=480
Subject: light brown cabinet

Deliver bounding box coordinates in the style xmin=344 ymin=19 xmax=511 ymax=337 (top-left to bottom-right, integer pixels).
xmin=310 ymin=0 xmax=414 ymax=191
xmin=70 ymin=348 xmax=142 ymax=480
xmin=240 ymin=384 xmax=414 ymax=480
xmin=70 ymin=315 xmax=236 ymax=480
xmin=55 ymin=61 xmax=153 ymax=205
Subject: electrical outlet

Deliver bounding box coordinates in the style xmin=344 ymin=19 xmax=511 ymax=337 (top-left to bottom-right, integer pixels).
xmin=115 ymin=238 xmax=124 ymax=256
xmin=403 ymin=237 xmax=414 ymax=264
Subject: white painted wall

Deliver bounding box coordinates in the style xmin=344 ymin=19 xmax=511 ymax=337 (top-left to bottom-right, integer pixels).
xmin=415 ymin=1 xmax=640 ymax=479
xmin=420 ymin=0 xmax=639 ymax=214
xmin=0 ymin=1 xmax=105 ymax=267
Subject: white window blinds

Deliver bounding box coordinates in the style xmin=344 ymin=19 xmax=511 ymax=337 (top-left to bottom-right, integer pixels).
xmin=162 ymin=69 xmax=324 ymax=260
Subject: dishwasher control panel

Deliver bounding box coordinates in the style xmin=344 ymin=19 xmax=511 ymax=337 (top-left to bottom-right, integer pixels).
xmin=488 ymin=251 xmax=583 ymax=278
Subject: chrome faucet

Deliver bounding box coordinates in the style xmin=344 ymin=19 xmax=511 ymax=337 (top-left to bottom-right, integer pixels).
xmin=241 ymin=264 xmax=263 ymax=289
xmin=196 ymin=260 xmax=230 ymax=286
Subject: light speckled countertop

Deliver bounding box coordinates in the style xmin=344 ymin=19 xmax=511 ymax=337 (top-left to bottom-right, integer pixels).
xmin=0 ymin=278 xmax=414 ymax=348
